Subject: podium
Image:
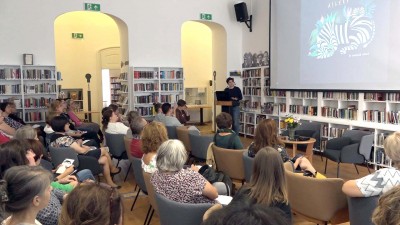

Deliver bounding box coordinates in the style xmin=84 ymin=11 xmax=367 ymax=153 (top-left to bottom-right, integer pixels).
xmin=213 ymin=100 xmax=233 ymax=131
xmin=216 ymin=101 xmax=232 ymax=107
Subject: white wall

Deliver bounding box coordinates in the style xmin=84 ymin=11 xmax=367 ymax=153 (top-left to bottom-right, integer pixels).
xmin=0 ymin=0 xmax=244 ymax=72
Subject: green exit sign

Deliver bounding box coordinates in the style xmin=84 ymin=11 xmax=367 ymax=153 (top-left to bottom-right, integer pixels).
xmin=72 ymin=33 xmax=84 ymax=39
xmin=84 ymin=3 xmax=101 ymax=11
xmin=200 ymin=13 xmax=212 ymax=20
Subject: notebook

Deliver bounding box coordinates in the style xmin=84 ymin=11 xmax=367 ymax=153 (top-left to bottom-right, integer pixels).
xmin=215 ymin=91 xmax=230 ymax=101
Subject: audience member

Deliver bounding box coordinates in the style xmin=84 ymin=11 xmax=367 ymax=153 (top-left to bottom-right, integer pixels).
xmin=125 ymin=110 xmax=140 ymax=138
xmin=372 ymin=185 xmax=400 ymax=225
xmin=129 ymin=115 xmax=147 ymax=158
xmin=50 ymin=116 xmax=121 ymax=188
xmin=108 ymin=103 xmax=125 ymax=122
xmin=0 ymin=166 xmax=53 ymax=225
xmin=151 ymin=140 xmax=218 ymax=204
xmin=214 ymin=112 xmax=243 ymax=149
xmin=141 ymin=121 xmax=168 ymax=173
xmin=247 ymin=119 xmax=317 ymax=177
xmin=343 ymin=132 xmax=400 ymax=197
xmin=102 ymin=107 xmax=129 ymax=135
xmin=153 ymin=102 xmax=164 ymax=123
xmin=59 ymin=183 xmax=123 ymax=225
xmin=0 ymin=115 xmax=12 ymax=144
xmin=14 ymin=125 xmax=38 ymax=140
xmin=0 ymin=102 xmax=24 ymax=130
xmin=6 ymin=101 xmax=26 ymax=125
xmin=175 ymin=99 xmax=190 ymax=125
xmin=160 ymin=103 xmax=182 ymax=127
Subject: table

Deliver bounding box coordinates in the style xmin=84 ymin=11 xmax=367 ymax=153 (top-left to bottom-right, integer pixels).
xmin=280 ymin=137 xmax=316 ymax=163
xmin=187 ymin=105 xmax=211 ymax=125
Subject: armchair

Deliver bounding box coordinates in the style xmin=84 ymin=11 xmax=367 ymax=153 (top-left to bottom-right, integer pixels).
xmin=282 ymin=121 xmax=321 ymax=149
xmin=324 ymin=130 xmax=373 ymax=177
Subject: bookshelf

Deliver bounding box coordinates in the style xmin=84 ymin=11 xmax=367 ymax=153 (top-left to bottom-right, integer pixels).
xmin=61 ymin=88 xmax=83 ymax=111
xmin=110 ymin=76 xmax=121 ymax=104
xmin=0 ymin=65 xmax=58 ymax=124
xmin=130 ymin=67 xmax=184 ymax=119
xmin=115 ymin=72 xmax=129 ymax=116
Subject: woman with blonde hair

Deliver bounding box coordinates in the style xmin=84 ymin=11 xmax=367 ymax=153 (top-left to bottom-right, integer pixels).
xmin=59 ymin=183 xmax=123 ymax=225
xmin=248 ymin=119 xmax=317 ymax=177
xmin=343 ymin=131 xmax=400 ymax=197
xmin=372 ymin=185 xmax=400 ymax=225
xmin=141 ymin=121 xmax=168 ymax=173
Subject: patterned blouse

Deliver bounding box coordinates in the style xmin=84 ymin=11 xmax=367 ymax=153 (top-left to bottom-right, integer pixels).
xmin=142 ymin=154 xmax=157 ymax=173
xmin=3 ymin=117 xmax=23 ymax=130
xmin=356 ymin=167 xmax=400 ymax=197
xmin=50 ymin=135 xmax=76 ymax=148
xmin=151 ymin=169 xmax=215 ymax=204
xmin=36 ymin=188 xmax=64 ymax=225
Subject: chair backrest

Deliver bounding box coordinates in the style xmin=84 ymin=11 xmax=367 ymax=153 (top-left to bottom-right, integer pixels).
xmin=142 ymin=171 xmax=159 ymax=213
xmin=189 ymin=133 xmax=213 ymax=160
xmin=347 ymin=196 xmax=378 ymax=225
xmin=124 ymin=136 xmax=134 ymax=161
xmin=155 ymin=193 xmax=212 ymax=225
xmin=48 ymin=146 xmax=79 ymax=168
xmin=132 ymin=157 xmax=147 ymax=194
xmin=359 ymin=134 xmax=374 ymax=161
xmin=105 ymin=133 xmax=126 ymax=158
xmin=211 ymin=144 xmax=246 ymax=181
xmin=343 ymin=130 xmax=370 ymax=144
xmin=285 ymin=170 xmax=348 ymax=224
xmin=166 ymin=126 xmax=178 ymax=139
xmin=176 ymin=126 xmax=191 ymax=152
xmin=283 ymin=161 xmax=295 ymax=172
xmin=242 ymin=151 xmax=254 ymax=183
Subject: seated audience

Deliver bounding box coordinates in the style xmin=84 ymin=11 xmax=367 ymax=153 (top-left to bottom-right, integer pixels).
xmin=108 ymin=103 xmax=126 ymax=123
xmin=151 ymin=140 xmax=218 ymax=204
xmin=160 ymin=102 xmax=182 ymax=127
xmin=202 ymin=203 xmax=290 ymax=225
xmin=59 ymin=183 xmax=123 ymax=225
xmin=102 ymin=107 xmax=129 ymax=135
xmin=7 ymin=101 xmax=26 ymax=125
xmin=372 ymin=185 xmax=400 ymax=225
xmin=214 ymin=112 xmax=243 ymax=149
xmin=343 ymin=132 xmax=400 ymax=197
xmin=0 ymin=102 xmax=24 ymax=130
xmin=0 ymin=113 xmax=15 ymax=138
xmin=66 ymin=99 xmax=103 ymax=141
xmin=129 ymin=115 xmax=147 ymax=158
xmin=153 ymin=102 xmax=164 ymax=123
xmin=14 ymin=125 xmax=38 ymax=140
xmin=50 ymin=116 xmax=121 ymax=188
xmin=175 ymin=99 xmax=190 ymax=125
xmin=0 ymin=166 xmax=53 ymax=225
xmin=141 ymin=121 xmax=168 ymax=173
xmin=248 ymin=119 xmax=317 ymax=177
xmin=125 ymin=110 xmax=140 ymax=138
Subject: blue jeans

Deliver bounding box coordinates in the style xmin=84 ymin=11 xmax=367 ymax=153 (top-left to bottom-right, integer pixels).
xmin=76 ymin=169 xmax=95 ymax=182
xmin=231 ymin=106 xmax=240 ymax=133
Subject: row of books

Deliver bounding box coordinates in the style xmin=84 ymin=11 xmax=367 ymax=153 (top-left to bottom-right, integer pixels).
xmin=363 ymin=110 xmax=386 ymax=123
xmin=290 ymin=91 xmax=318 ymax=99
xmin=134 ymin=83 xmax=159 ymax=92
xmin=134 ymin=94 xmax=157 ymax=104
xmin=134 ymin=106 xmax=154 ymax=116
xmin=321 ymin=107 xmax=358 ymax=120
xmin=24 ymin=111 xmax=45 ymax=122
xmin=0 ymin=68 xmax=20 ymax=79
xmin=120 ymin=84 xmax=129 ymax=93
xmin=111 ymin=83 xmax=121 ymax=89
xmin=23 ymin=83 xmax=56 ymax=94
xmin=364 ymin=92 xmax=385 ymax=101
xmin=159 ymin=70 xmax=183 ymax=79
xmin=133 ymin=71 xmax=157 ymax=79
xmin=242 ymin=68 xmax=261 ymax=78
xmin=24 ymin=97 xmax=54 ymax=108
xmin=160 ymin=83 xmax=183 ymax=91
xmin=245 ymin=113 xmax=255 ymax=123
xmin=387 ymin=93 xmax=400 ymax=102
xmin=243 ymin=78 xmax=261 ymax=87
xmin=376 ymin=133 xmax=389 ymax=146
xmin=264 ymin=78 xmax=270 ymax=87
xmin=256 ymin=115 xmax=267 ymax=124
xmin=289 ymin=105 xmax=317 ymax=116
xmin=266 ymin=90 xmax=286 ymax=97
xmin=160 ymin=94 xmax=182 ymax=103
xmin=322 ymin=92 xmax=359 ymax=100
xmin=321 ymin=125 xmax=348 ymax=138
xmin=241 ymin=100 xmax=261 ymax=110
xmin=23 ymin=69 xmax=54 ymax=80
xmin=243 ymin=87 xmax=261 ymax=96
xmin=245 ymin=125 xmax=255 ymax=135
xmin=264 ymin=87 xmax=271 ymax=96
xmin=0 ymin=84 xmax=21 ymax=94
xmin=387 ymin=111 xmax=400 ymax=124
xmin=375 ymin=148 xmax=391 ymax=165
xmin=118 ymin=96 xmax=129 ymax=105
xmin=119 ymin=72 xmax=128 ymax=81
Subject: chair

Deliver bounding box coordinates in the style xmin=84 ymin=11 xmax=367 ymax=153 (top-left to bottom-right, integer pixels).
xmin=285 ymin=170 xmax=349 ymax=224
xmin=347 ymin=196 xmax=378 ymax=225
xmin=166 ymin=126 xmax=178 ymax=139
xmin=142 ymin=171 xmax=158 ymax=225
xmin=155 ymin=193 xmax=213 ymax=225
xmin=211 ymin=144 xmax=246 ymax=183
xmin=131 ymin=157 xmax=148 ymax=211
xmin=176 ymin=126 xmax=191 ymax=152
xmin=189 ymin=133 xmax=213 ymax=161
xmin=105 ymin=133 xmax=128 ymax=167
xmin=242 ymin=151 xmax=254 ymax=183
xmin=123 ymin=136 xmax=133 ymax=182
xmin=324 ymin=130 xmax=373 ymax=177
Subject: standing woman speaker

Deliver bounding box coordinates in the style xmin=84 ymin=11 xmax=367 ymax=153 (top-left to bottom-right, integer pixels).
xmin=224 ymin=77 xmax=243 ymax=134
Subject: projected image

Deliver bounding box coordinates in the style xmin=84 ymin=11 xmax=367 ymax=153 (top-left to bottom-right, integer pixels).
xmin=308 ymin=0 xmax=376 ymax=59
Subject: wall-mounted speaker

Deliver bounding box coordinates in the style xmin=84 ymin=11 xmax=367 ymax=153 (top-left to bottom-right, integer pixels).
xmin=234 ymin=2 xmax=249 ymax=22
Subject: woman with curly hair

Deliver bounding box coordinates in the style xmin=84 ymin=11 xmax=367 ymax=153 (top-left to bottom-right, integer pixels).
xmin=102 ymin=107 xmax=129 ymax=135
xmin=141 ymin=121 xmax=168 ymax=173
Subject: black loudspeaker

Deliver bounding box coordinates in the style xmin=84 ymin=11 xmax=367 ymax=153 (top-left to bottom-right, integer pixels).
xmin=234 ymin=2 xmax=249 ymax=22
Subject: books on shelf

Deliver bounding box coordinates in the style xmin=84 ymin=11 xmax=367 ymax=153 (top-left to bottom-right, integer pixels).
xmin=0 ymin=84 xmax=21 ymax=94
xmin=133 ymin=70 xmax=157 ymax=79
xmin=134 ymin=83 xmax=159 ymax=92
xmin=0 ymin=68 xmax=20 ymax=79
xmin=364 ymin=92 xmax=385 ymax=101
xmin=134 ymin=106 xmax=154 ymax=116
xmin=160 ymin=70 xmax=182 ymax=79
xmin=289 ymin=105 xmax=317 ymax=116
xmin=160 ymin=83 xmax=183 ymax=91
xmin=23 ymin=69 xmax=54 ymax=80
xmin=322 ymin=92 xmax=359 ymax=100
xmin=363 ymin=110 xmax=386 ymax=123
xmin=23 ymin=83 xmax=56 ymax=94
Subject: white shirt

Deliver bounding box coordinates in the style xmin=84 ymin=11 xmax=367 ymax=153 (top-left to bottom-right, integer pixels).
xmin=105 ymin=122 xmax=129 ymax=134
xmin=356 ymin=167 xmax=400 ymax=197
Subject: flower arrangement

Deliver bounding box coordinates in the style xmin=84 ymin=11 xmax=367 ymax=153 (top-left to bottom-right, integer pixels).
xmin=284 ymin=115 xmax=300 ymax=129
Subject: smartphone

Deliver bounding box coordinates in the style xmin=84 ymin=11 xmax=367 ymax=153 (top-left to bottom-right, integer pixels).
xmin=70 ymin=169 xmax=78 ymax=175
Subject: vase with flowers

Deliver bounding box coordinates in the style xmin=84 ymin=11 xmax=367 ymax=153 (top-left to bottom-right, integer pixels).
xmin=284 ymin=115 xmax=300 ymax=140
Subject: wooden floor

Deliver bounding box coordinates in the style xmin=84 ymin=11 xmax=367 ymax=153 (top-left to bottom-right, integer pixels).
xmin=109 ymin=123 xmax=371 ymax=225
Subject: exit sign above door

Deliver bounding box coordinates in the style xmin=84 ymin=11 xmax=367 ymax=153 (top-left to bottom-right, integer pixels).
xmin=84 ymin=3 xmax=101 ymax=11
xmin=200 ymin=13 xmax=212 ymax=20
xmin=72 ymin=33 xmax=84 ymax=39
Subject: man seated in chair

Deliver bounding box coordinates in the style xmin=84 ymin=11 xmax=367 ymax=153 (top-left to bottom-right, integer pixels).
xmin=159 ymin=103 xmax=182 ymax=127
xmin=343 ymin=132 xmax=400 ymax=197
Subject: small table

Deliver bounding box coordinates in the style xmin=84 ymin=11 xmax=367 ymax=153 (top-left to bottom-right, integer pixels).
xmin=187 ymin=105 xmax=211 ymax=125
xmin=280 ymin=137 xmax=316 ymax=164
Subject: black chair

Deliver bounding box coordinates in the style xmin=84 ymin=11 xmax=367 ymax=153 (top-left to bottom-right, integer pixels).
xmin=166 ymin=126 xmax=178 ymax=139
xmin=324 ymin=130 xmax=373 ymax=177
xmin=189 ymin=133 xmax=213 ymax=162
xmin=242 ymin=151 xmax=254 ymax=183
xmin=348 ymin=196 xmax=379 ymax=225
xmin=131 ymin=157 xmax=148 ymax=211
xmin=105 ymin=133 xmax=128 ymax=167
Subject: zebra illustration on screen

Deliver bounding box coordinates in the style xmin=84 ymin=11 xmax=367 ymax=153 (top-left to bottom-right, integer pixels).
xmin=308 ymin=0 xmax=376 ymax=59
